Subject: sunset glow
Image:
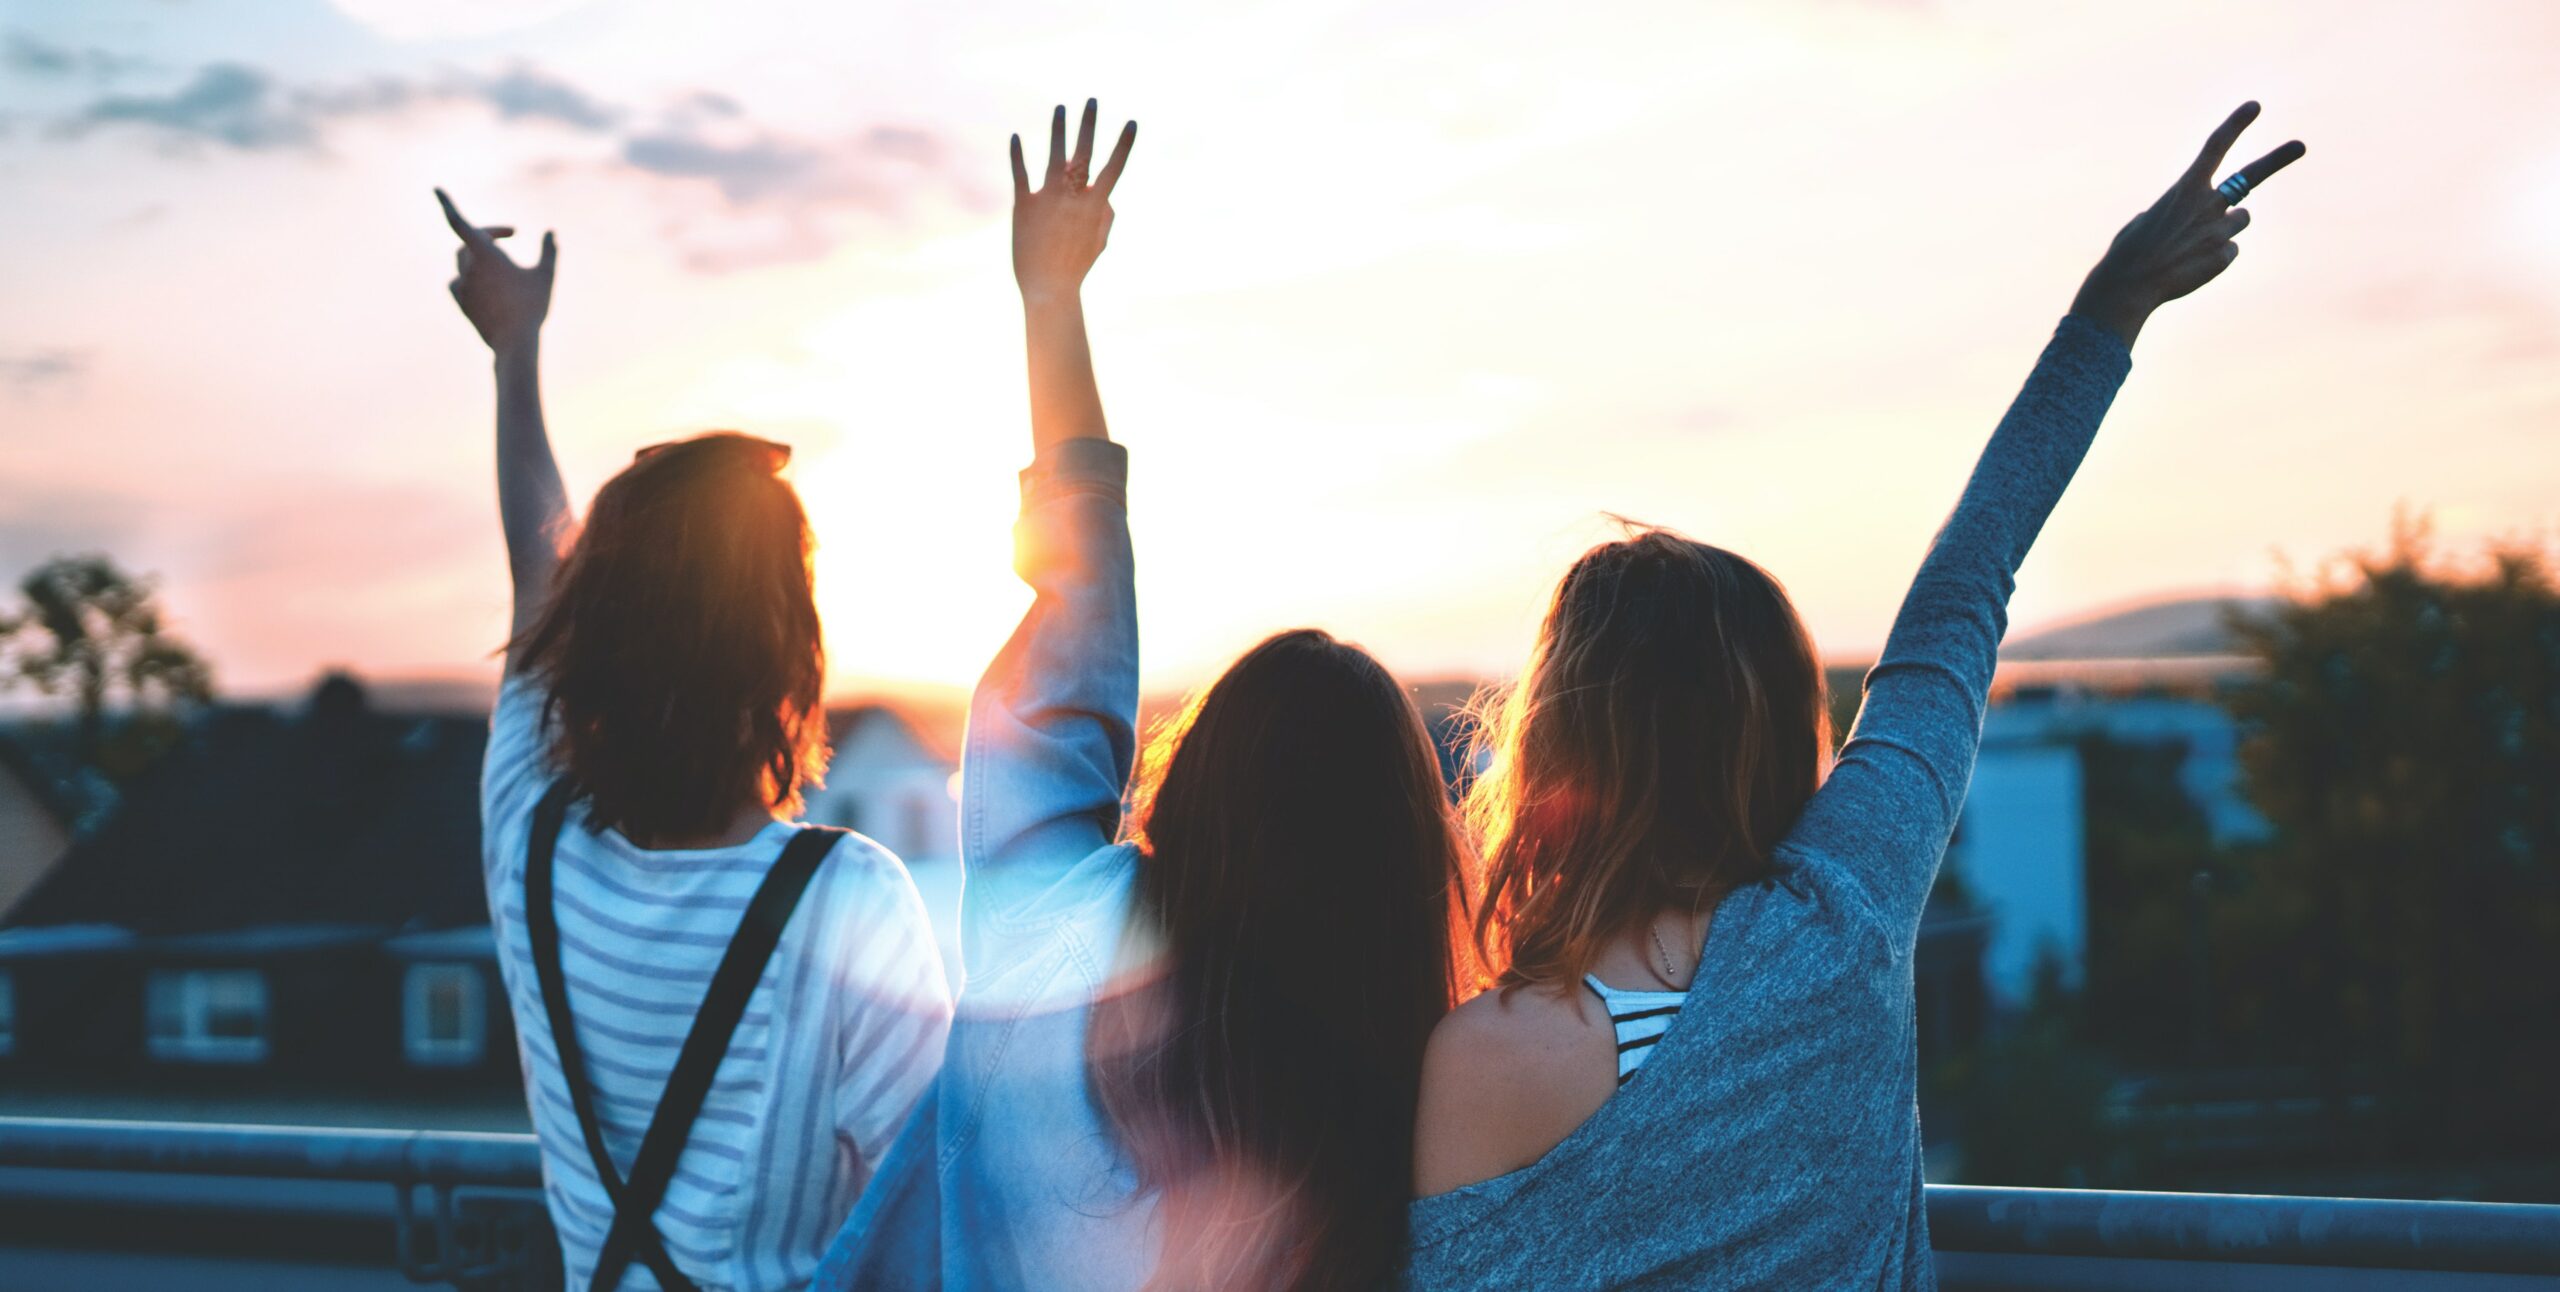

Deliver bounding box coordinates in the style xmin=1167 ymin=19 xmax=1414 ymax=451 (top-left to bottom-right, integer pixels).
xmin=4 ymin=1 xmax=2556 ymax=699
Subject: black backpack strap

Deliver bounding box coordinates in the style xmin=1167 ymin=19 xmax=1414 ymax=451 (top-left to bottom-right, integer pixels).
xmin=525 ymin=781 xmax=696 ymax=1292
xmin=526 ymin=779 xmax=846 ymax=1292
xmin=589 ymin=821 xmax=844 ymax=1291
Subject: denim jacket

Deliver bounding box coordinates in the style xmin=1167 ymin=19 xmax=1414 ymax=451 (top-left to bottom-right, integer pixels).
xmin=818 ymin=437 xmax=1152 ymax=1292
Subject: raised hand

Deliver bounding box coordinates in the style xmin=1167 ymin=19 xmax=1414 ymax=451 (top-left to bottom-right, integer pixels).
xmin=2069 ymin=103 xmax=2306 ymax=347
xmin=438 ymin=188 xmax=557 ymax=355
xmin=1010 ymin=99 xmax=1137 ymax=304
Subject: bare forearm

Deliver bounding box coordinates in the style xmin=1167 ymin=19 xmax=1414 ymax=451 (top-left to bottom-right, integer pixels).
xmin=1023 ymin=291 xmax=1110 ymax=452
xmin=494 ymin=341 xmax=569 ymax=636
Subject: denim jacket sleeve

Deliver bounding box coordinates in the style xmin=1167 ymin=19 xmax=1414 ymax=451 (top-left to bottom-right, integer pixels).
xmin=957 ymin=438 xmax=1140 ymax=980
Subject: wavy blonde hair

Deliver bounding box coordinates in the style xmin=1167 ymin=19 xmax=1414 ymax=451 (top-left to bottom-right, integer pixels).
xmin=1465 ymin=526 xmax=1831 ymax=991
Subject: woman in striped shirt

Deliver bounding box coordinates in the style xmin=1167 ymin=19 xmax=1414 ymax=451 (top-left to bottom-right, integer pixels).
xmin=439 ymin=189 xmax=953 ymax=1291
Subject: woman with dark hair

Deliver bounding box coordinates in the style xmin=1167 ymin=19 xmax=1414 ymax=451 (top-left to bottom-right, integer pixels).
xmin=440 ymin=191 xmax=952 ymax=1291
xmin=818 ymin=102 xmax=1476 ymax=1292
xmin=1407 ymin=106 xmax=2306 ymax=1287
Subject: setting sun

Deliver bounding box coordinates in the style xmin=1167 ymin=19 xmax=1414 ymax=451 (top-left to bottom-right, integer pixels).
xmin=1 ymin=0 xmax=2554 ymax=702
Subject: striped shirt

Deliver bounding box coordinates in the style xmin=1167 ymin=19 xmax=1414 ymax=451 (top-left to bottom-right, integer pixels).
xmin=482 ymin=677 xmax=953 ymax=1291
xmin=1582 ymin=975 xmax=1686 ymax=1085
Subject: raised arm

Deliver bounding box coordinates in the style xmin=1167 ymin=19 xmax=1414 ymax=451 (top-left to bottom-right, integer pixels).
xmin=1014 ymin=100 xmax=1137 ymax=452
xmin=1794 ymin=103 xmax=2306 ymax=939
xmin=959 ymin=102 xmax=1143 ymax=948
xmin=438 ymin=188 xmax=569 ymax=657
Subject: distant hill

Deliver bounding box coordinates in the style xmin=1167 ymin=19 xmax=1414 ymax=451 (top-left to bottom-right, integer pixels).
xmin=247 ymin=595 xmax=2270 ymax=725
xmin=2002 ymin=595 xmax=2277 ymax=661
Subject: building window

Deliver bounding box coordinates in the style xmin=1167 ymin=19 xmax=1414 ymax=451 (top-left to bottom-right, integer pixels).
xmin=0 ymin=971 xmax=14 ymax=1057
xmin=403 ymin=963 xmax=487 ymax=1068
xmin=146 ymin=969 xmax=269 ymax=1064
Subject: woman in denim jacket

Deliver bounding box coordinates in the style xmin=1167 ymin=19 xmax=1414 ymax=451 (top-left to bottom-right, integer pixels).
xmin=819 ymin=101 xmax=1478 ymax=1292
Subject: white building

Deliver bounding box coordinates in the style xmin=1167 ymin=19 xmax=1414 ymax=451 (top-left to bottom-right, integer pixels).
xmin=800 ymin=701 xmax=967 ymax=990
xmin=1951 ymin=727 xmax=2088 ymax=1009
xmin=1949 ymin=685 xmax=2270 ymax=1010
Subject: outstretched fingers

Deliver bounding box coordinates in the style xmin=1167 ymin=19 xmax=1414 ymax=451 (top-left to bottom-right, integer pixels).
xmin=1070 ymin=98 xmax=1098 ymax=177
xmin=1094 ymin=120 xmax=1138 ymax=196
xmin=1046 ymin=104 xmax=1067 ymax=181
xmin=2233 ymin=139 xmax=2308 ymax=192
xmin=1010 ymin=133 xmax=1032 ymax=201
xmin=434 ymin=188 xmax=488 ymax=247
xmin=2184 ymin=101 xmax=2261 ymax=188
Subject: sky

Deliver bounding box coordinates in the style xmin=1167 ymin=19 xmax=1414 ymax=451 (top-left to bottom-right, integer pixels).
xmin=2 ymin=0 xmax=2557 ymax=700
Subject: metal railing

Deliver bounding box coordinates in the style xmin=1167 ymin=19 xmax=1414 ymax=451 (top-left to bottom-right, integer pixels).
xmin=0 ymin=1116 xmax=554 ymax=1289
xmin=3 ymin=1116 xmax=2559 ymax=1289
xmin=1929 ymin=1183 xmax=2560 ymax=1270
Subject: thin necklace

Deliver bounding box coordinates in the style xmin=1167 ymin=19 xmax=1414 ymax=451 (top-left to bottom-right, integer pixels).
xmin=1648 ymin=920 xmax=1687 ymax=990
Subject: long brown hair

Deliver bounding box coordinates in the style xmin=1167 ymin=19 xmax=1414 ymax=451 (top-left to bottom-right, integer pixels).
xmin=1466 ymin=527 xmax=1829 ymax=991
xmin=512 ymin=432 xmax=829 ymax=844
xmin=1088 ymin=629 xmax=1477 ymax=1292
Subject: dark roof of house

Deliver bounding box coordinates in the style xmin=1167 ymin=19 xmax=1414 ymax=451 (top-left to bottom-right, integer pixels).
xmin=0 ymin=725 xmax=119 ymax=837
xmin=4 ymin=674 xmax=490 ymax=936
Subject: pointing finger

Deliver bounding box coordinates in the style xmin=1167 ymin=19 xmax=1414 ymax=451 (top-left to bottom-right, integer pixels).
xmin=2184 ymin=101 xmax=2260 ymax=188
xmin=434 ymin=188 xmax=485 ymax=246
xmin=537 ymin=230 xmax=557 ymax=275
xmin=1010 ymin=133 xmax=1031 ymax=201
xmin=483 ymin=226 xmax=516 ymax=241
xmin=1094 ymin=120 xmax=1138 ymax=196
xmin=1046 ymin=104 xmax=1066 ymax=179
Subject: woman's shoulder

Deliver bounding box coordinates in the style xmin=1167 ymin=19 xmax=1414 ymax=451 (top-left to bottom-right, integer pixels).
xmin=807 ymin=826 xmax=921 ymax=883
xmin=1413 ymin=981 xmax=1620 ymax=1199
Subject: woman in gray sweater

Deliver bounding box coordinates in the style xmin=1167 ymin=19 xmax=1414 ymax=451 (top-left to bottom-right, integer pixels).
xmin=1407 ymin=104 xmax=2305 ymax=1289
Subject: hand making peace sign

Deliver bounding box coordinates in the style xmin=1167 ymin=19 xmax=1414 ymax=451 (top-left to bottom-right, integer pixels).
xmin=2071 ymin=102 xmax=2307 ymax=346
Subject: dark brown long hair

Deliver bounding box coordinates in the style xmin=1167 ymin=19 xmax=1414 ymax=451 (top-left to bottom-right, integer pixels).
xmin=1466 ymin=526 xmax=1829 ymax=991
xmin=512 ymin=432 xmax=828 ymax=844
xmin=1088 ymin=629 xmax=1478 ymax=1292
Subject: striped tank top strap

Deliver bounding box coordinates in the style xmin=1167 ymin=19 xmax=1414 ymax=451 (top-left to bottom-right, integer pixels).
xmin=1582 ymin=974 xmax=1687 ymax=1086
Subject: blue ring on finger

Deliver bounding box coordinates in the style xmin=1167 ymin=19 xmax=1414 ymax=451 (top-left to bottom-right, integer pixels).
xmin=2216 ymin=172 xmax=2253 ymax=204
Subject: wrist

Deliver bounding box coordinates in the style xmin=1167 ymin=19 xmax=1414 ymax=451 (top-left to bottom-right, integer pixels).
xmin=492 ymin=335 xmax=540 ymax=372
xmin=2067 ymin=287 xmax=2148 ymax=350
xmin=1018 ymin=283 xmax=1085 ymax=313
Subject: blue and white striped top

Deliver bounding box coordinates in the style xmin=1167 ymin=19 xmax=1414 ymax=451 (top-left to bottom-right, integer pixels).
xmin=1582 ymin=975 xmax=1687 ymax=1086
xmin=482 ymin=677 xmax=953 ymax=1291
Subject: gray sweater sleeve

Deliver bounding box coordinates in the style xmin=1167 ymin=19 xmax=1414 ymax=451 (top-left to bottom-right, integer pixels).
xmin=1783 ymin=315 xmax=2132 ymax=946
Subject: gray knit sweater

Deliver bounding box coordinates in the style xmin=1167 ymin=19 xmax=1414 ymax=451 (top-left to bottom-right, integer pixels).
xmin=1403 ymin=315 xmax=2134 ymax=1290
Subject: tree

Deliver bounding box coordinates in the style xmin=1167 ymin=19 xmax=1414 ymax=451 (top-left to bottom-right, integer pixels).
xmin=2222 ymin=520 xmax=2560 ymax=1171
xmin=0 ymin=555 xmax=213 ymax=777
xmin=2078 ymin=734 xmax=2226 ymax=1069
